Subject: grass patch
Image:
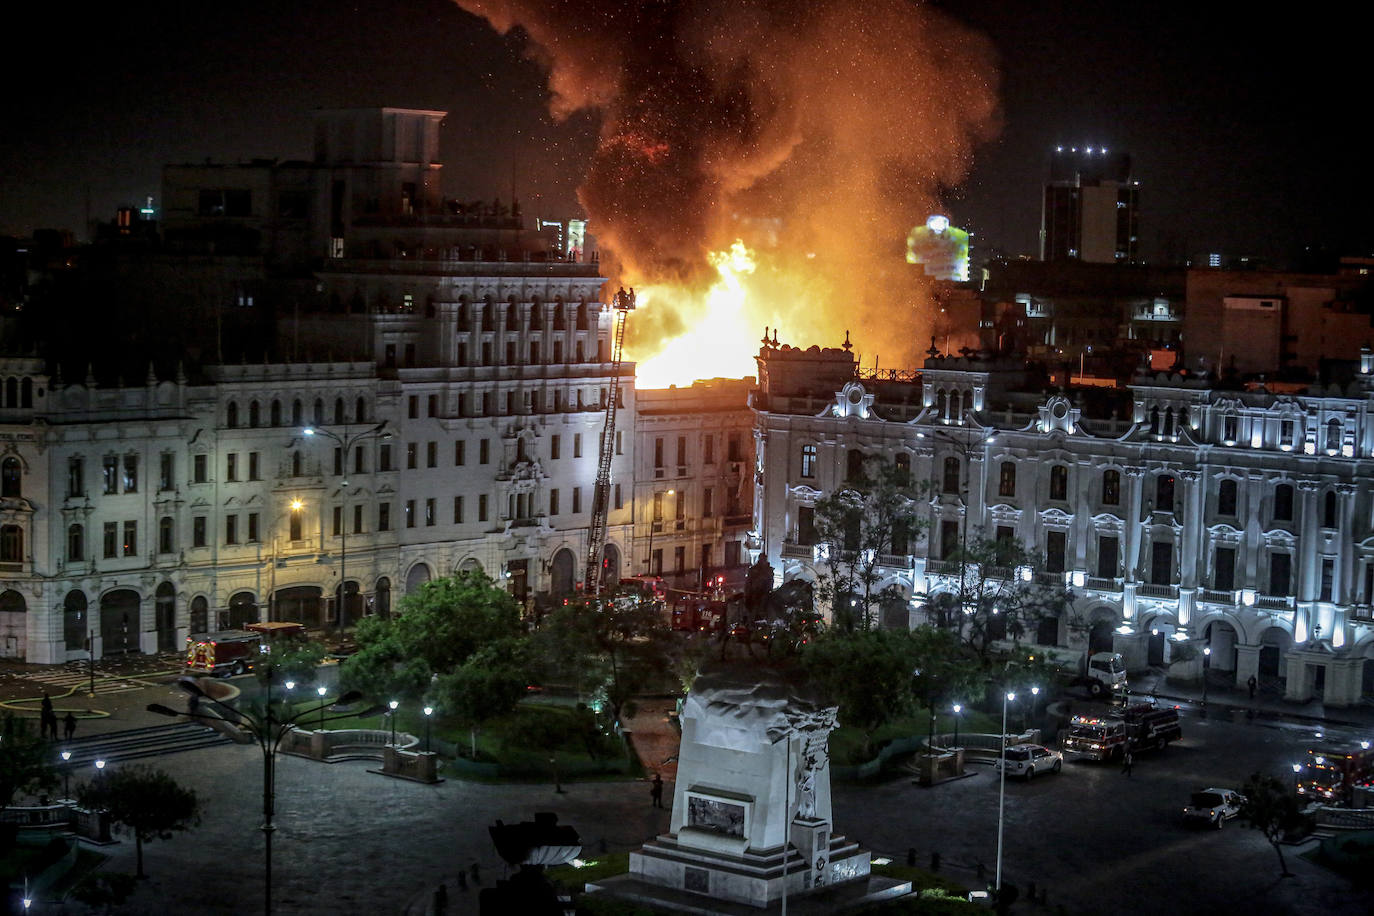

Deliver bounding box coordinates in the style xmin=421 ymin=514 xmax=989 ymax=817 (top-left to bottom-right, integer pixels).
xmin=547 ymin=851 xmax=631 ymax=886
xmin=45 ymin=847 xmax=108 ymax=899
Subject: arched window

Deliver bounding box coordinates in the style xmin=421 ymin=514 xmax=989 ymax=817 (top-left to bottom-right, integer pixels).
xmin=1218 ymin=479 xmax=1238 ymax=516
xmin=4 ymin=377 xmax=16 ymax=407
xmin=999 ymin=461 xmax=1017 ymax=498
xmin=292 ymin=399 xmax=303 ymax=427
xmin=1101 ymin=469 xmax=1120 ymax=506
xmin=1049 ymin=465 xmax=1068 ymax=501
xmin=313 ymin=399 xmax=324 ymax=426
xmin=1274 ymin=483 xmax=1295 ymax=522
xmin=1155 ymin=474 xmax=1176 ymax=512
xmin=333 ymin=398 xmax=345 ymax=424
xmin=942 ymin=456 xmax=961 ymax=494
xmin=226 ymin=401 xmax=239 ymax=428
xmin=68 ymin=524 xmax=84 ymax=561
xmin=846 ymin=449 xmax=865 ymax=482
xmin=1149 ymin=406 xmax=1161 ymax=436
xmin=355 ymin=397 xmax=366 ymax=423
xmin=937 ymin=389 xmax=948 ymax=419
xmin=292 ymin=451 xmax=303 ymax=477
xmin=248 ymin=401 xmax=260 ymax=428
xmin=270 ymin=400 xmax=282 ymax=426
xmin=0 ymin=457 xmax=20 ymax=498
xmin=0 ymin=524 xmax=23 ymax=562
xmin=1323 ymin=490 xmax=1338 ymax=528
xmin=894 ymin=453 xmax=910 ymax=485
xmin=1326 ymin=418 xmax=1342 ymax=451
xmin=20 ymin=378 xmax=32 ymax=408
xmin=189 ymin=596 xmax=208 ymax=634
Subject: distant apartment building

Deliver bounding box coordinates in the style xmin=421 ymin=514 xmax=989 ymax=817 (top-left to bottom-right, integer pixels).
xmin=1040 ymin=147 xmax=1139 ymax=264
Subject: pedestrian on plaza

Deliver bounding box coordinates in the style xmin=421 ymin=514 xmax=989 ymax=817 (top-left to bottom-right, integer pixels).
xmin=1121 ymin=749 xmax=1134 ymax=777
xmin=40 ymin=693 xmax=58 ymax=741
xmin=1247 ymin=675 xmax=1257 ymax=700
xmin=63 ymin=711 xmax=76 ymax=741
xmin=650 ymin=772 xmax=664 ymax=809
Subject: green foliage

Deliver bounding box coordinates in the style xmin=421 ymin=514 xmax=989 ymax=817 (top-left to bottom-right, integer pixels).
xmin=254 ymin=638 xmax=328 ymax=688
xmin=72 ymin=872 xmax=138 ymax=913
xmin=431 ymin=637 xmax=531 ymax=756
xmin=531 ymin=587 xmax=672 ymax=725
xmin=77 ymin=765 xmax=200 ymax=878
xmin=1240 ymin=771 xmax=1315 ymax=877
xmin=342 ymin=572 xmax=523 ymax=701
xmin=801 ymin=629 xmax=919 ymax=757
xmin=0 ymin=713 xmax=57 ymax=813
xmin=908 ymin=627 xmax=982 ymax=723
xmin=812 ymin=459 xmax=930 ymax=631
xmin=928 ymin=536 xmax=1070 ymax=661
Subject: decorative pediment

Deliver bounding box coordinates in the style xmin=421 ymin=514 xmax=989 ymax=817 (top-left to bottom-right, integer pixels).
xmin=788 ymin=484 xmax=823 ymax=501
xmin=1039 ymin=507 xmax=1074 ymax=525
xmin=1038 ymin=396 xmax=1081 ymax=435
xmin=831 ymin=382 xmax=874 ymax=420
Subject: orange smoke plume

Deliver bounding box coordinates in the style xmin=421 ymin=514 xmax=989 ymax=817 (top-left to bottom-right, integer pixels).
xmin=456 ymin=0 xmax=1001 ymax=384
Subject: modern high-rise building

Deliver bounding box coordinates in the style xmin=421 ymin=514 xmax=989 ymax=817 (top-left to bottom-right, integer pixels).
xmin=1040 ymin=147 xmax=1139 ymax=264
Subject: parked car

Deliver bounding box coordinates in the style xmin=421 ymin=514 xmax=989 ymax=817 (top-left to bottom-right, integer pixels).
xmin=995 ymin=744 xmax=1063 ymax=780
xmin=1182 ymin=788 xmax=1246 ymax=829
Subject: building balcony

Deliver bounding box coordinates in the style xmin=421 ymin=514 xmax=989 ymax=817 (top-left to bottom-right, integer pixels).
xmin=780 ymin=542 xmax=812 ymax=560
xmin=723 ymin=513 xmax=752 ymax=529
xmin=1085 ymin=576 xmax=1123 ymax=593
xmin=877 ymin=554 xmax=913 ymax=570
xmin=1254 ymin=594 xmax=1294 ymax=611
xmin=1137 ymin=583 xmax=1179 ymax=600
xmin=1352 ymin=604 xmax=1374 ymax=624
xmin=1198 ymin=588 xmax=1237 ymax=605
xmin=925 ymin=558 xmax=961 ymax=576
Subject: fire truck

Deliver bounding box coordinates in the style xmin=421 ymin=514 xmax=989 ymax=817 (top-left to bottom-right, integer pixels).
xmin=1062 ymin=701 xmax=1183 ymax=761
xmin=1296 ymin=743 xmax=1374 ymax=805
xmin=185 ymin=622 xmax=306 ymax=676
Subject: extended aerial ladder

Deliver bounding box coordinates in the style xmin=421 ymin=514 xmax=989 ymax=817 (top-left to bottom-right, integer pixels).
xmin=584 ymin=287 xmax=636 ymax=595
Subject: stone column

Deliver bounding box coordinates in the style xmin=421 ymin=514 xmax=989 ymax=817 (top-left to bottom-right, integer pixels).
xmin=1233 ymin=644 xmax=1261 ymax=686
xmin=1122 ymin=467 xmax=1145 ymax=585
xmin=1177 ymin=470 xmax=1203 ymax=589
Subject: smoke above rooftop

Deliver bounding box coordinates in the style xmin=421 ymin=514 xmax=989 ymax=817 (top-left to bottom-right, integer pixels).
xmin=455 ymin=0 xmax=1000 ymax=374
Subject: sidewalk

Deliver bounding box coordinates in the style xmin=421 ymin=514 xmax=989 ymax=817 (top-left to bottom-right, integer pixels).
xmin=1128 ymin=666 xmax=1374 ymax=731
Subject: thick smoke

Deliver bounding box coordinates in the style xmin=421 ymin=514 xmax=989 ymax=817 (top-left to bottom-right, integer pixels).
xmin=457 ymin=0 xmax=1000 ymax=369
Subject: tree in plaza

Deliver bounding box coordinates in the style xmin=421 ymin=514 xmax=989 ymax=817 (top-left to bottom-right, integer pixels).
xmin=531 ymin=585 xmax=673 ymax=728
xmin=812 ymin=458 xmax=929 ymax=632
xmin=430 ymin=637 xmax=531 ymax=759
xmin=800 ymin=628 xmax=922 ymax=759
xmin=253 ymin=637 xmax=328 ymax=689
xmin=1239 ymin=771 xmax=1314 ymax=878
xmin=907 ymin=626 xmax=981 ymax=748
xmin=928 ymin=535 xmax=1070 ymax=663
xmin=341 ymin=571 xmax=524 ymax=701
xmin=77 ymin=765 xmax=200 ymax=879
xmin=0 ymin=713 xmax=57 ymax=837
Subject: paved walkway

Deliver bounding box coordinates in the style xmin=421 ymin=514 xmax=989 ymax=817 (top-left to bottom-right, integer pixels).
xmin=1129 ymin=666 xmax=1374 ymax=731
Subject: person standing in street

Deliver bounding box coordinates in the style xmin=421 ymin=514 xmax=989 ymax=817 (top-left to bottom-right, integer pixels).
xmin=1247 ymin=675 xmax=1257 ymax=700
xmin=40 ymin=693 xmax=58 ymax=741
xmin=64 ymin=711 xmax=77 ymax=741
xmin=650 ymin=772 xmax=665 ymax=809
xmin=1122 ymin=749 xmax=1134 ymax=777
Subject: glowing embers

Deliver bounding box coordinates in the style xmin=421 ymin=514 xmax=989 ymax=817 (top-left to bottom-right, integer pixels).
xmin=633 ymin=240 xmax=768 ymax=389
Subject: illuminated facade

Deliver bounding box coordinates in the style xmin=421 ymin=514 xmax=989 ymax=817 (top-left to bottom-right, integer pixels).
xmin=754 ymin=341 xmax=1374 ymax=707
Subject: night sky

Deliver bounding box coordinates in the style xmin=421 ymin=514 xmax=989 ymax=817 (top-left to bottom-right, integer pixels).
xmin=3 ymin=0 xmax=1369 ymax=265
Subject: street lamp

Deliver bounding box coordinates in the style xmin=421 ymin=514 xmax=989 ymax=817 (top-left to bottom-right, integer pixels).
xmin=1292 ymin=762 xmax=1302 ymax=794
xmin=148 ymin=672 xmax=360 ymax=916
xmin=645 ymin=488 xmax=674 ymax=577
xmin=302 ymin=421 xmax=390 ymax=634
xmin=317 ymin=685 xmax=328 ymax=731
xmin=952 ymin=704 xmax=962 ymax=749
xmin=996 ymin=690 xmax=1014 ymax=895
xmin=1202 ymin=646 xmax=1212 ymax=705
xmin=60 ymin=750 xmax=71 ymax=801
xmin=388 ymin=699 xmax=399 ymax=746
xmin=423 ymin=706 xmax=434 ymax=753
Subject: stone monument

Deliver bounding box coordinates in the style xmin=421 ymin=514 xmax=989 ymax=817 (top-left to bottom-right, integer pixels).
xmin=593 ymin=664 xmax=903 ymax=910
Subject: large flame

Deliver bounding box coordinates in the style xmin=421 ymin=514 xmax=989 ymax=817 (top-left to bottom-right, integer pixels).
xmin=455 ymin=0 xmax=1001 ymax=375
xmin=632 ymin=240 xmax=761 ymax=388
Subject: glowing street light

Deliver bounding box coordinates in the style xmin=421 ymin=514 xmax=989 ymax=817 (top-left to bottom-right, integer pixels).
xmin=388 ymin=699 xmax=399 ymax=746
xmin=952 ymin=704 xmax=962 ymax=749
xmin=60 ymin=749 xmax=72 ymax=800
xmin=1202 ymin=646 xmax=1212 ymax=705
xmin=317 ymin=686 xmax=328 ymax=730
xmin=423 ymin=705 xmax=434 ymax=753
xmin=996 ymin=691 xmax=1014 ymax=895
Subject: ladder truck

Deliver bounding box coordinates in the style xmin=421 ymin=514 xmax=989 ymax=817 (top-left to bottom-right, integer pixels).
xmin=584 ymin=287 xmax=636 ymax=596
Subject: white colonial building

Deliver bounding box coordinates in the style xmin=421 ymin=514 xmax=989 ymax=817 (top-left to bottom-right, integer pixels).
xmin=753 ymin=339 xmax=1374 ymax=707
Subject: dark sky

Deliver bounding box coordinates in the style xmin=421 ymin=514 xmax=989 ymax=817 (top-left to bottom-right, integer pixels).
xmin=3 ymin=1 xmax=1369 ymax=265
